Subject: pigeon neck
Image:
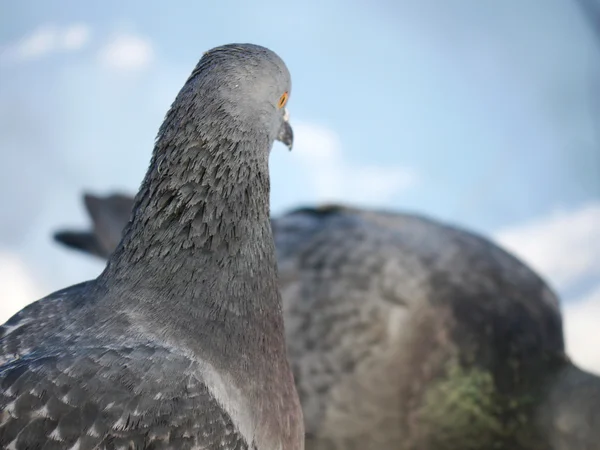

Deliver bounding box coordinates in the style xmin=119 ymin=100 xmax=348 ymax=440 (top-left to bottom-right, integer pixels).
xmin=97 ymin=107 xmax=292 ymax=401
xmin=102 ymin=126 xmax=277 ymax=308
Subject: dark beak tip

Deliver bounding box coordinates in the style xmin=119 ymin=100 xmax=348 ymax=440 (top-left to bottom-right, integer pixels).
xmin=277 ymin=120 xmax=294 ymax=151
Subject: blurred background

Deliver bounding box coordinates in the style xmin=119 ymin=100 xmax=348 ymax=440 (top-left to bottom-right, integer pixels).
xmin=0 ymin=0 xmax=598 ymax=373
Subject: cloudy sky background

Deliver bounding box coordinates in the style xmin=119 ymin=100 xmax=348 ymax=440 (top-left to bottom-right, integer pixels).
xmin=1 ymin=0 xmax=599 ymax=373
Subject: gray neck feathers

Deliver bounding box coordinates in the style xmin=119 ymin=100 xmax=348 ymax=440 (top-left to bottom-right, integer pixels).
xmin=109 ymin=134 xmax=273 ymax=274
xmin=98 ymin=86 xmax=286 ymax=364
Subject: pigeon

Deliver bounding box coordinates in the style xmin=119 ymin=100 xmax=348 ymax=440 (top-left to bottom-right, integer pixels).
xmin=274 ymin=205 xmax=600 ymax=450
xmin=55 ymin=200 xmax=600 ymax=449
xmin=1 ymin=43 xmax=303 ymax=450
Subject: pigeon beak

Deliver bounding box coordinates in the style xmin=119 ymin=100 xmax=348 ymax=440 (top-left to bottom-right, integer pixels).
xmin=277 ymin=108 xmax=294 ymax=151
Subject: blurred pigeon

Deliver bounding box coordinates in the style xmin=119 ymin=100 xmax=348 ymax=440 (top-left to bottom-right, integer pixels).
xmin=56 ymin=201 xmax=600 ymax=449
xmin=275 ymin=205 xmax=600 ymax=450
xmin=54 ymin=193 xmax=134 ymax=259
xmin=1 ymin=43 xmax=303 ymax=450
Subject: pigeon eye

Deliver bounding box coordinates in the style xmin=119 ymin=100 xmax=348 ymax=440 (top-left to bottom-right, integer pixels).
xmin=277 ymin=92 xmax=289 ymax=109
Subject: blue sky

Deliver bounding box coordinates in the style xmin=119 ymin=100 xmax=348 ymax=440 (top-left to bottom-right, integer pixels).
xmin=1 ymin=0 xmax=599 ymax=371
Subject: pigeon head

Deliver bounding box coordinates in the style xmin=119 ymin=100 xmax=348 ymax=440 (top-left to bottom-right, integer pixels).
xmin=161 ymin=43 xmax=293 ymax=151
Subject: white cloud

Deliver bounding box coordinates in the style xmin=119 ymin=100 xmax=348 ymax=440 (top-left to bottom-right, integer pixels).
xmin=494 ymin=203 xmax=600 ymax=290
xmin=564 ymin=285 xmax=600 ymax=375
xmin=98 ymin=33 xmax=154 ymax=72
xmin=0 ymin=252 xmax=42 ymax=324
xmin=0 ymin=24 xmax=91 ymax=63
xmin=291 ymin=123 xmax=418 ymax=205
xmin=61 ymin=24 xmax=91 ymax=51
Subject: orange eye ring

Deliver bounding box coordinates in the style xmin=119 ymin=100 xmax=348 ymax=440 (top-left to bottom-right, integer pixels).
xmin=278 ymin=92 xmax=289 ymax=109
